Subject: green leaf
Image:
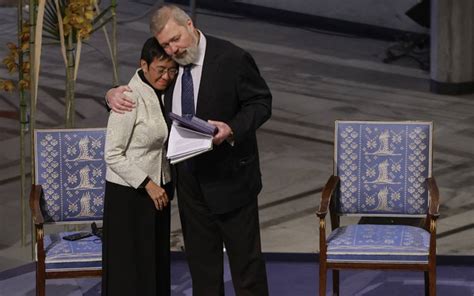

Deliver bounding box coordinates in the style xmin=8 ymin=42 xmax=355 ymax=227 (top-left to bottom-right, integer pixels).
xmin=41 ymin=40 xmax=62 ymax=45
xmin=42 ymin=18 xmax=58 ymax=32
xmin=44 ymin=0 xmax=57 ymax=17
xmin=42 ymin=31 xmax=59 ymax=40
xmin=42 ymin=24 xmax=60 ymax=39
xmin=92 ymin=5 xmax=113 ymax=25
xmin=43 ymin=3 xmax=60 ymax=29
xmin=91 ymin=16 xmax=114 ymax=34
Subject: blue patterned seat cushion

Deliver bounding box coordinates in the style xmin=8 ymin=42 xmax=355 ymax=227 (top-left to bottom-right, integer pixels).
xmin=326 ymin=224 xmax=430 ymax=264
xmin=41 ymin=232 xmax=102 ymax=271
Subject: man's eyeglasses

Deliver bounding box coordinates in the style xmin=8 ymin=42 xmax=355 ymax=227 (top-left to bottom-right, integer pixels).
xmin=151 ymin=66 xmax=178 ymax=77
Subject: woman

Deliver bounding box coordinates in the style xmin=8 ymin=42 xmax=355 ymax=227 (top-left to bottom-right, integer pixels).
xmin=102 ymin=37 xmax=178 ymax=296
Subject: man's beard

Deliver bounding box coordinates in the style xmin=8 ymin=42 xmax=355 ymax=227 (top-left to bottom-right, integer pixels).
xmin=173 ymin=30 xmax=199 ymax=66
xmin=173 ymin=44 xmax=199 ymax=66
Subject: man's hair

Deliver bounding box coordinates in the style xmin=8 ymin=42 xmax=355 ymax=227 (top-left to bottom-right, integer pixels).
xmin=150 ymin=5 xmax=190 ymax=36
xmin=140 ymin=37 xmax=170 ymax=65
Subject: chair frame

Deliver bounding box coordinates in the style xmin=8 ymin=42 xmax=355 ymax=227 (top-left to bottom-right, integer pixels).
xmin=317 ymin=175 xmax=440 ymax=295
xmin=30 ymin=184 xmax=102 ymax=296
xmin=30 ymin=127 xmax=105 ymax=296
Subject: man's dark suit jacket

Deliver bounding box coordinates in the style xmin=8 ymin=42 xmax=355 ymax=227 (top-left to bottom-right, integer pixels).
xmin=164 ymin=35 xmax=272 ymax=214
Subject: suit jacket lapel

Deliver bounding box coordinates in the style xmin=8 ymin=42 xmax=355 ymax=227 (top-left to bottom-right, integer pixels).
xmin=196 ymin=36 xmax=220 ymax=119
xmin=164 ymin=80 xmax=175 ymax=112
xmin=164 ymin=79 xmax=175 ymax=127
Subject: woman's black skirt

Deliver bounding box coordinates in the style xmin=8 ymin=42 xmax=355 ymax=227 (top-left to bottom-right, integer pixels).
xmin=101 ymin=181 xmax=172 ymax=296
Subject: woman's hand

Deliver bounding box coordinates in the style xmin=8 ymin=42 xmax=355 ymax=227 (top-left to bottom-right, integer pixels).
xmin=145 ymin=180 xmax=169 ymax=210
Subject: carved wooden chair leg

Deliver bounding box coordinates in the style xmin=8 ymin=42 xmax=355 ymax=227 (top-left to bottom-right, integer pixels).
xmin=319 ymin=263 xmax=327 ymax=296
xmin=429 ymin=267 xmax=436 ymax=296
xmin=424 ymin=271 xmax=429 ymax=296
xmin=36 ymin=262 xmax=45 ymax=296
xmin=332 ymin=270 xmax=339 ymax=295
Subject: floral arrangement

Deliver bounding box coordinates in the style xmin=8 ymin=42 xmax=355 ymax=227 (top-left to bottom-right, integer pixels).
xmin=0 ymin=22 xmax=30 ymax=92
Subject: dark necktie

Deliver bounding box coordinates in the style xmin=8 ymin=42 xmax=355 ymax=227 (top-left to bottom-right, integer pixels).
xmin=181 ymin=64 xmax=195 ymax=118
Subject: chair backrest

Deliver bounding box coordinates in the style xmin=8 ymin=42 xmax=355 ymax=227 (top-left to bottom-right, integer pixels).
xmin=334 ymin=121 xmax=432 ymax=217
xmin=35 ymin=128 xmax=107 ymax=223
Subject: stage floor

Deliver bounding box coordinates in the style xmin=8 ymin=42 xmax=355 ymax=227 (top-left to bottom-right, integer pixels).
xmin=1 ymin=0 xmax=474 ymax=276
xmin=1 ymin=253 xmax=473 ymax=295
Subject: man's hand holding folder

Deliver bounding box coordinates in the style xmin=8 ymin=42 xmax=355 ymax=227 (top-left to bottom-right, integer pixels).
xmin=166 ymin=112 xmax=218 ymax=164
xmin=168 ymin=112 xmax=218 ymax=136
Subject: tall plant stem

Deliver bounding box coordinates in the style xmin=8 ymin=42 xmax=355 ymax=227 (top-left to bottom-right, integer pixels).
xmin=65 ymin=34 xmax=75 ymax=128
xmin=29 ymin=0 xmax=36 ymax=184
xmin=18 ymin=0 xmax=27 ymax=247
xmin=28 ymin=0 xmax=37 ymax=259
xmin=93 ymin=0 xmax=118 ymax=85
xmin=111 ymin=0 xmax=118 ymax=85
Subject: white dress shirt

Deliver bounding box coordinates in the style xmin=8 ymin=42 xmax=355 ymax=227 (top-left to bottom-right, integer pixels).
xmin=172 ymin=31 xmax=207 ymax=115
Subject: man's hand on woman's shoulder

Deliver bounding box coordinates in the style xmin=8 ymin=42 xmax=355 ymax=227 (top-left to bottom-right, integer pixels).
xmin=106 ymin=85 xmax=135 ymax=113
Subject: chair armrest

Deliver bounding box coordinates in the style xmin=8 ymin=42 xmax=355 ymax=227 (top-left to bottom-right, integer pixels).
xmin=426 ymin=177 xmax=440 ymax=219
xmin=316 ymin=175 xmax=339 ymax=218
xmin=29 ymin=184 xmax=44 ymax=225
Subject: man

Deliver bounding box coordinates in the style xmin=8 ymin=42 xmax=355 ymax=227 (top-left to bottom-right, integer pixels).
xmin=107 ymin=5 xmax=271 ymax=295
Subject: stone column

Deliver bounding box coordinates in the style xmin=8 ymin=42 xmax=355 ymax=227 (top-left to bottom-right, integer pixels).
xmin=430 ymin=0 xmax=474 ymax=94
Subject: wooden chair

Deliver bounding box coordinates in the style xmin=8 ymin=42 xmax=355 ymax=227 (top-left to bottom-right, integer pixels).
xmin=317 ymin=121 xmax=440 ymax=295
xmin=30 ymin=128 xmax=106 ymax=296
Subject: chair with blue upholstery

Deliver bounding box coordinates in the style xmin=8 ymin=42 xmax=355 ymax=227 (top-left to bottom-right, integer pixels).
xmin=317 ymin=121 xmax=440 ymax=295
xmin=30 ymin=128 xmax=106 ymax=296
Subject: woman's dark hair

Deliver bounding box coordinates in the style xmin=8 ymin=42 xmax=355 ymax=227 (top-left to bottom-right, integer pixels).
xmin=140 ymin=37 xmax=170 ymax=64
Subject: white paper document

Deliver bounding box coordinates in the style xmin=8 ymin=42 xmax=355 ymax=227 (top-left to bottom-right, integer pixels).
xmin=166 ymin=124 xmax=213 ymax=164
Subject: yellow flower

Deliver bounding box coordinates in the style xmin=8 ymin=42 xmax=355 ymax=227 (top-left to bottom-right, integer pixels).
xmin=18 ymin=79 xmax=29 ymax=90
xmin=0 ymin=80 xmax=15 ymax=92
xmin=22 ymin=61 xmax=30 ymax=73
xmin=7 ymin=63 xmax=18 ymax=73
xmin=63 ymin=13 xmax=71 ymax=24
xmin=20 ymin=41 xmax=29 ymax=52
xmin=3 ymin=55 xmax=18 ymax=73
xmin=60 ymin=0 xmax=96 ymax=39
xmin=7 ymin=42 xmax=18 ymax=51
xmin=1 ymin=22 xmax=31 ymax=94
xmin=63 ymin=23 xmax=72 ymax=36
xmin=2 ymin=55 xmax=13 ymax=66
xmin=79 ymin=25 xmax=92 ymax=39
xmin=84 ymin=10 xmax=94 ymax=20
xmin=20 ymin=22 xmax=30 ymax=43
xmin=74 ymin=15 xmax=85 ymax=25
xmin=21 ymin=31 xmax=30 ymax=43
